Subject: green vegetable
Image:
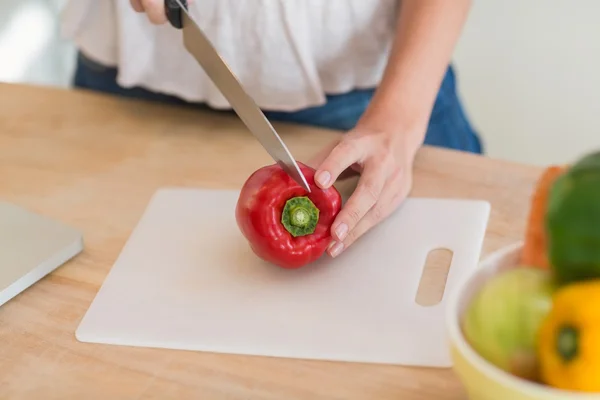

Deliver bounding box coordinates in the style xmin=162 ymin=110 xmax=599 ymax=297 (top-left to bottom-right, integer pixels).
xmin=546 ymin=150 xmax=600 ymax=283
xmin=463 ymin=267 xmax=556 ymax=381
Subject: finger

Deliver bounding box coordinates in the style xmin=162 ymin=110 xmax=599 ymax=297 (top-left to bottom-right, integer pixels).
xmin=308 ymin=143 xmax=360 ymax=180
xmin=308 ymin=147 xmax=359 ymax=181
xmin=307 ymin=139 xmax=340 ymax=169
xmin=130 ymin=0 xmax=144 ymax=12
xmin=140 ymin=0 xmax=167 ymax=24
xmin=314 ymin=139 xmax=364 ymax=189
xmin=330 ymin=163 xmax=386 ymax=242
xmin=328 ymin=186 xmax=390 ymax=258
xmin=328 ymin=169 xmax=411 ymax=258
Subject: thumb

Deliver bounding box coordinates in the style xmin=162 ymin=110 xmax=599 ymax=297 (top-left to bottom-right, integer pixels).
xmin=314 ymin=139 xmax=363 ymax=190
xmin=306 ymin=139 xmax=340 ymax=170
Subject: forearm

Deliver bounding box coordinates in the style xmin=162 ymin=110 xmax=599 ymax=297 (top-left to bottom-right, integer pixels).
xmin=359 ymin=0 xmax=472 ymax=143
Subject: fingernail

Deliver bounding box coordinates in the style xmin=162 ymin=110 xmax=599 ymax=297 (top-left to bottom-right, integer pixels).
xmin=329 ymin=242 xmax=344 ymax=258
xmin=316 ymin=171 xmax=331 ymax=187
xmin=335 ymin=223 xmax=348 ymax=241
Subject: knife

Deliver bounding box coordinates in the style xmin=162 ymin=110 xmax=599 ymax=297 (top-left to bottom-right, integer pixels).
xmin=164 ymin=0 xmax=311 ymax=192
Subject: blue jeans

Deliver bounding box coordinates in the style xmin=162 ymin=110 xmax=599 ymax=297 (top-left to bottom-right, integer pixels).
xmin=73 ymin=52 xmax=483 ymax=154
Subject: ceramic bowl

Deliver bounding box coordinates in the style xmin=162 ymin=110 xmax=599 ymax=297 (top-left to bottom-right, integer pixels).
xmin=445 ymin=241 xmax=598 ymax=400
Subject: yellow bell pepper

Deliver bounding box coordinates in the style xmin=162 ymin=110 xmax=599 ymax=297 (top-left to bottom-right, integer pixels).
xmin=538 ymin=279 xmax=600 ymax=392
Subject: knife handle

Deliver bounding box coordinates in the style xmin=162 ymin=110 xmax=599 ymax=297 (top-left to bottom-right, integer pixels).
xmin=165 ymin=0 xmax=188 ymax=29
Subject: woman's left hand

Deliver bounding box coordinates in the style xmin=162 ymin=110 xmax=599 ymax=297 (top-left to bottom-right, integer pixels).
xmin=309 ymin=123 xmax=424 ymax=258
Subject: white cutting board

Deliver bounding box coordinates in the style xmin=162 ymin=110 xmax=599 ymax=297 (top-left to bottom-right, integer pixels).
xmin=76 ymin=187 xmax=490 ymax=367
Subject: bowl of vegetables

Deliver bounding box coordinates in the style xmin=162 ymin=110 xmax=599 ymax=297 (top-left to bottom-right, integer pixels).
xmin=446 ymin=151 xmax=600 ymax=399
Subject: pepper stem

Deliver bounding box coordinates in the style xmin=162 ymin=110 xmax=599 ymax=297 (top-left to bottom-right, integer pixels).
xmin=557 ymin=325 xmax=578 ymax=362
xmin=281 ymin=196 xmax=320 ymax=237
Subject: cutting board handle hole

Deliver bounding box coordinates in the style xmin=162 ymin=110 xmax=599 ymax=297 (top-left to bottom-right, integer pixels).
xmin=415 ymin=248 xmax=454 ymax=307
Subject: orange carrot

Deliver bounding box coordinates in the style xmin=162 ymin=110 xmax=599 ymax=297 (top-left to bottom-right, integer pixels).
xmin=522 ymin=165 xmax=568 ymax=269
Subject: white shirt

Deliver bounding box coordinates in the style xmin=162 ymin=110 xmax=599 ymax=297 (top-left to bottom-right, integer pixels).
xmin=61 ymin=0 xmax=398 ymax=111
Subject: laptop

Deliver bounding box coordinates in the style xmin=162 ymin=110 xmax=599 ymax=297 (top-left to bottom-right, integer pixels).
xmin=0 ymin=201 xmax=83 ymax=307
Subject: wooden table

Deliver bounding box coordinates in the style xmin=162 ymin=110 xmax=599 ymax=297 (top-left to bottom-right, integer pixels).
xmin=0 ymin=82 xmax=543 ymax=399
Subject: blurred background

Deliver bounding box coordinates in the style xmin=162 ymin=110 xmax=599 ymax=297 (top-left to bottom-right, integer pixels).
xmin=1 ymin=0 xmax=599 ymax=166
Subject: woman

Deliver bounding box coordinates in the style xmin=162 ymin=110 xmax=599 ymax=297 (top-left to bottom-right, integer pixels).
xmin=61 ymin=0 xmax=481 ymax=258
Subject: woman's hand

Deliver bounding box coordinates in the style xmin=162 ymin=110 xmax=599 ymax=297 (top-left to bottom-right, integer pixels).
xmin=130 ymin=0 xmax=194 ymax=24
xmin=309 ymin=0 xmax=472 ymax=258
xmin=312 ymin=122 xmax=424 ymax=258
xmin=130 ymin=0 xmax=166 ymax=24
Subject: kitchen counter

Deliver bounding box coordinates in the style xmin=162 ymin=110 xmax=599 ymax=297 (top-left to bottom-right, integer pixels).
xmin=0 ymin=82 xmax=542 ymax=399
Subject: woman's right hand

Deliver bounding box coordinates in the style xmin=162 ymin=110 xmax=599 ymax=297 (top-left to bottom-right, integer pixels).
xmin=130 ymin=0 xmax=167 ymax=24
xmin=131 ymin=0 xmax=193 ymax=24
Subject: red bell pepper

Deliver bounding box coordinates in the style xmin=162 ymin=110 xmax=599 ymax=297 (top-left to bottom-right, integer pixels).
xmin=235 ymin=162 xmax=342 ymax=269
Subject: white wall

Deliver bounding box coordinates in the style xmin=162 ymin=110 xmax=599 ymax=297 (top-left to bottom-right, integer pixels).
xmin=0 ymin=0 xmax=75 ymax=87
xmin=453 ymin=0 xmax=600 ymax=166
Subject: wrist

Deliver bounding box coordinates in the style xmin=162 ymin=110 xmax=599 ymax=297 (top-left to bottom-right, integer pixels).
xmin=356 ymin=98 xmax=428 ymax=158
xmin=355 ymin=120 xmax=424 ymax=167
xmin=359 ymin=96 xmax=430 ymax=134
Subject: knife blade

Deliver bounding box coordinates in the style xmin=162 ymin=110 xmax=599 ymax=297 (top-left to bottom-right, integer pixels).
xmin=164 ymin=0 xmax=311 ymax=192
